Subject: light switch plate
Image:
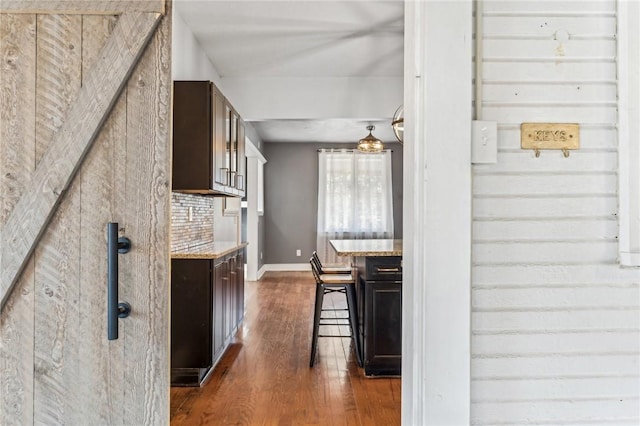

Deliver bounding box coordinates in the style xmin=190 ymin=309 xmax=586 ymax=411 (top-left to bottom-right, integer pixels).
xmin=471 ymin=120 xmax=497 ymax=164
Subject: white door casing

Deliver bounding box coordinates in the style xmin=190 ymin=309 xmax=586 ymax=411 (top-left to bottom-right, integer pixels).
xmin=402 ymin=1 xmax=473 ymax=424
xmin=245 ymin=137 xmax=267 ymax=281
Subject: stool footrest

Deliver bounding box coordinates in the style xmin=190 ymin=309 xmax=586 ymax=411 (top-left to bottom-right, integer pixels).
xmin=318 ymin=334 xmax=352 ymax=338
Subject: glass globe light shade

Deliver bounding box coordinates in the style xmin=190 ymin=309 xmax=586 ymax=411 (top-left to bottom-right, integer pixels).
xmin=392 ymin=105 xmax=404 ymax=143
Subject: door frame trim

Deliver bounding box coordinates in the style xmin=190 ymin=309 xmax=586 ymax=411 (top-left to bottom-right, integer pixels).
xmin=402 ymin=1 xmax=473 ymax=424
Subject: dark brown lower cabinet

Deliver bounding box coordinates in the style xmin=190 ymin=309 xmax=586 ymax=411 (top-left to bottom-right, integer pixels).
xmin=356 ymin=256 xmax=402 ymax=376
xmin=170 ymin=259 xmax=212 ymax=386
xmin=226 ymin=255 xmax=236 ymax=341
xmin=171 ymin=248 xmax=245 ymax=386
xmin=212 ymin=258 xmax=227 ymax=360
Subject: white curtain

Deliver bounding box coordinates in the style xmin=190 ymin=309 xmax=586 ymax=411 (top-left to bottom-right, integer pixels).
xmin=317 ymin=149 xmax=394 ymax=263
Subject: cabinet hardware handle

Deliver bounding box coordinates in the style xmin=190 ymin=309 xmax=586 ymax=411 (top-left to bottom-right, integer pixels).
xmin=229 ymin=171 xmax=237 ymax=188
xmin=376 ymin=267 xmax=400 ymax=273
xmin=107 ymin=223 xmax=131 ymax=341
xmin=219 ymin=168 xmax=229 ymax=185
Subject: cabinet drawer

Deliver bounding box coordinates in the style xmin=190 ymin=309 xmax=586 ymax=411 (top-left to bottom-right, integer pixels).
xmin=365 ymin=256 xmax=402 ymax=281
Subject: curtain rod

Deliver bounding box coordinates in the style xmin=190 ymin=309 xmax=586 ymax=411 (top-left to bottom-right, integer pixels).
xmin=317 ymin=149 xmax=394 ymax=152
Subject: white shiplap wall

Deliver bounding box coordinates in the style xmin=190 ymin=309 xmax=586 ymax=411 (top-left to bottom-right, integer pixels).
xmin=471 ymin=1 xmax=640 ymax=424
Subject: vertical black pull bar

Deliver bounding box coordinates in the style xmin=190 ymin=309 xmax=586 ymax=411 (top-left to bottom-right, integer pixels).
xmin=108 ymin=223 xmax=131 ymax=340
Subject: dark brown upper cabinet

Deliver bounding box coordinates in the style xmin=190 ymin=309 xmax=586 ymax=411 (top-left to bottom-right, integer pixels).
xmin=236 ymin=117 xmax=246 ymax=191
xmin=172 ymin=80 xmax=246 ymax=197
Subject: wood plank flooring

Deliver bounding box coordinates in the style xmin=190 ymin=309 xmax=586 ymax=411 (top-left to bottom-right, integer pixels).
xmin=170 ymin=271 xmax=401 ymax=425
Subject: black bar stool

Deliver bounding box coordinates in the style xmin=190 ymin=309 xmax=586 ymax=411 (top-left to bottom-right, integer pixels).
xmin=312 ymin=250 xmax=352 ymax=274
xmin=309 ymin=257 xmax=362 ymax=367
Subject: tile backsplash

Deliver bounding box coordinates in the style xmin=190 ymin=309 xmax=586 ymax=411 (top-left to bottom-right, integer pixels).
xmin=171 ymin=192 xmax=215 ymax=252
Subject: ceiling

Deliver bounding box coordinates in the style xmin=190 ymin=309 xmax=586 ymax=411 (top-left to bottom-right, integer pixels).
xmin=174 ymin=0 xmax=404 ymax=145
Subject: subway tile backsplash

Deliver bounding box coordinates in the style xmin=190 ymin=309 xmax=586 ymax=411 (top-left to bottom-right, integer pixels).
xmin=171 ymin=192 xmax=215 ymax=252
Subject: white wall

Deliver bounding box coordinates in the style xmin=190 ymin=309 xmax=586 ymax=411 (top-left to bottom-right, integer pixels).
xmin=471 ymin=1 xmax=640 ymax=424
xmin=171 ymin=6 xmax=223 ymax=85
xmin=221 ymin=76 xmax=403 ymax=121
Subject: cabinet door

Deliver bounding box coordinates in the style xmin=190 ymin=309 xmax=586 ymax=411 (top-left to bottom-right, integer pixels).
xmin=171 ymin=259 xmax=212 ymax=368
xmin=172 ymin=81 xmax=212 ymax=190
xmin=226 ymin=255 xmax=237 ymax=339
xmin=229 ymin=107 xmax=239 ymax=188
xmin=224 ymin=103 xmax=233 ymax=186
xmin=236 ymin=250 xmax=245 ymax=324
xmin=236 ymin=118 xmax=246 ymax=192
xmin=213 ymin=85 xmax=227 ymax=186
xmin=213 ymin=259 xmax=228 ymax=359
xmin=364 ymin=281 xmax=402 ymax=375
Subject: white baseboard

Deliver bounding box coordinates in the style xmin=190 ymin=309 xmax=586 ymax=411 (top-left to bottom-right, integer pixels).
xmin=263 ymin=263 xmax=311 ymax=272
xmin=257 ymin=264 xmax=267 ymax=279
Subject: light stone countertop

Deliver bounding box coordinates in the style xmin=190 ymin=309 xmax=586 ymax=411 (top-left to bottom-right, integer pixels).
xmin=171 ymin=241 xmax=248 ymax=259
xmin=330 ymin=239 xmax=403 ymax=257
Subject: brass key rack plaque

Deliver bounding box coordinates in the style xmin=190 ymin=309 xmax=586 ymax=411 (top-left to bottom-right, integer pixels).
xmin=521 ymin=123 xmax=579 ymax=157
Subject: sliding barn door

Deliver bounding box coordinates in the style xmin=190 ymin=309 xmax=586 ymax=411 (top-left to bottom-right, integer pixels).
xmin=0 ymin=2 xmax=171 ymax=424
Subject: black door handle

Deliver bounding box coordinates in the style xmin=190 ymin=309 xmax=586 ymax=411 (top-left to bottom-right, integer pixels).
xmin=107 ymin=222 xmax=131 ymax=340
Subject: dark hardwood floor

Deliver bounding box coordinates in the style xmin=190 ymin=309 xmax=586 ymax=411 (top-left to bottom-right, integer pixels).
xmin=170 ymin=271 xmax=401 ymax=425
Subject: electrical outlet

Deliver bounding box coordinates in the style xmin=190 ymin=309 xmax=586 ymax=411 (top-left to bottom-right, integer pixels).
xmin=260 ymin=252 xmax=263 ymax=260
xmin=296 ymin=249 xmax=301 ymax=257
xmin=188 ymin=206 xmax=193 ymax=222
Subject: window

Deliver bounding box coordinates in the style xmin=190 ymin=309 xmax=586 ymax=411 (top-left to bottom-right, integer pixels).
xmin=317 ymin=149 xmax=394 ymax=262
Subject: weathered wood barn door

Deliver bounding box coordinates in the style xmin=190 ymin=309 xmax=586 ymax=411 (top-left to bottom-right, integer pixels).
xmin=0 ymin=1 xmax=171 ymax=424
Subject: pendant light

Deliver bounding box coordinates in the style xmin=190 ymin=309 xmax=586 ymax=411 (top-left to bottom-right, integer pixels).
xmin=391 ymin=105 xmax=404 ymax=143
xmin=357 ymin=125 xmax=384 ymax=153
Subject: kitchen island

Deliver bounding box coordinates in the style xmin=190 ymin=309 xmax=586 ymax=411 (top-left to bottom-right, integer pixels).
xmin=330 ymin=239 xmax=402 ymax=377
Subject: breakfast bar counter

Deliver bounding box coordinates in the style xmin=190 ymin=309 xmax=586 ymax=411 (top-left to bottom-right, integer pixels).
xmin=329 ymin=239 xmax=403 ymax=257
xmin=330 ymin=239 xmax=402 ymax=377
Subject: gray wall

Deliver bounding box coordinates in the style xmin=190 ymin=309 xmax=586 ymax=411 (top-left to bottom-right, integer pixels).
xmin=263 ymin=142 xmax=403 ymax=264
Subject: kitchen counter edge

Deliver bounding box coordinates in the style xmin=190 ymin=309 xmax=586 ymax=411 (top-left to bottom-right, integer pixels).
xmin=171 ymin=242 xmax=248 ymax=259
